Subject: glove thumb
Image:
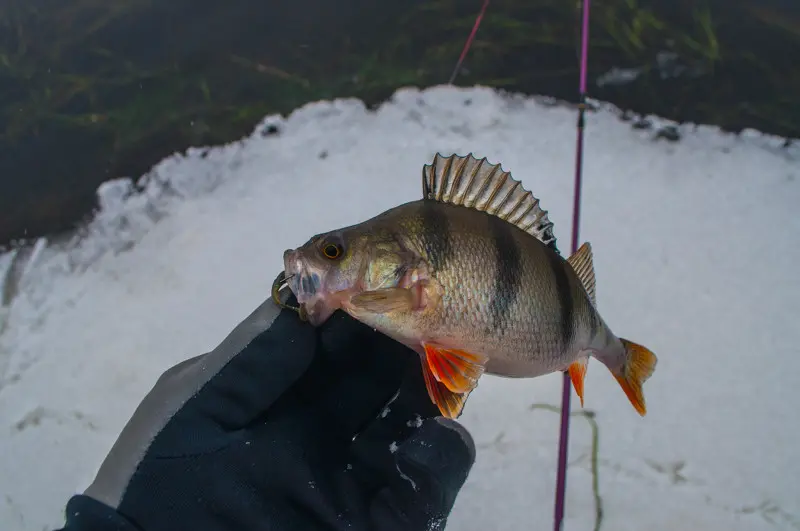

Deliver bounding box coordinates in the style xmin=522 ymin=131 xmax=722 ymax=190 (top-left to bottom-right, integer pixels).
xmin=372 ymin=417 xmax=476 ymax=530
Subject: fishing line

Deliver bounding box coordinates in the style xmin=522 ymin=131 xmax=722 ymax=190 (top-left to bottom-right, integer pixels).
xmin=447 ymin=1 xmax=592 ymax=529
xmin=448 ymin=0 xmax=490 ymax=85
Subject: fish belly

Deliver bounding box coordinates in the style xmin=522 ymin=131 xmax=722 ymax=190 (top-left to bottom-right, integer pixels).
xmin=406 ymin=206 xmax=597 ymax=379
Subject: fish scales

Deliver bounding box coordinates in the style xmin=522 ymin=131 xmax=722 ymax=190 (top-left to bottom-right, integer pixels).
xmin=282 ymin=153 xmax=658 ymax=419
xmin=371 ymin=201 xmax=597 ymax=375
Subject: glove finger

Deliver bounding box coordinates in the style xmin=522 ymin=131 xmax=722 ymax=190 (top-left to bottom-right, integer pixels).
xmin=85 ymin=298 xmax=317 ymax=500
xmin=182 ymin=297 xmax=317 ymax=430
xmin=370 ymin=418 xmax=476 ymax=531
xmin=292 ymin=310 xmax=417 ymax=442
xmin=347 ymin=356 xmax=440 ymax=493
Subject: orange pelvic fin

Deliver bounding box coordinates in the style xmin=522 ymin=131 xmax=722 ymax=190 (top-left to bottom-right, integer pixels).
xmin=420 ymin=364 xmax=469 ymax=419
xmin=614 ymin=338 xmax=658 ymax=416
xmin=568 ymin=356 xmax=589 ymax=407
xmin=422 ymin=342 xmax=488 ymax=394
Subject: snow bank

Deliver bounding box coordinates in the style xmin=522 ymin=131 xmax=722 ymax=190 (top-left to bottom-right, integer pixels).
xmin=1 ymin=85 xmax=798 ymax=531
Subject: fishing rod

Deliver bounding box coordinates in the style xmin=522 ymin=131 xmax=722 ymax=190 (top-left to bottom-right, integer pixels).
xmin=554 ymin=0 xmax=592 ymax=528
xmin=449 ymin=1 xmax=592 ymax=529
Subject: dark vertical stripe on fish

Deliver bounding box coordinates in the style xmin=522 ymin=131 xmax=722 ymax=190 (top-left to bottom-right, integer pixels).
xmin=419 ymin=200 xmax=452 ymax=272
xmin=487 ymin=215 xmax=521 ymax=332
xmin=545 ymin=249 xmax=575 ymax=349
xmin=588 ymin=299 xmax=600 ymax=339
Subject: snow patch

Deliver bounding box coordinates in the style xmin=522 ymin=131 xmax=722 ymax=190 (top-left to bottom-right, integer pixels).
xmin=0 ymin=84 xmax=798 ymax=531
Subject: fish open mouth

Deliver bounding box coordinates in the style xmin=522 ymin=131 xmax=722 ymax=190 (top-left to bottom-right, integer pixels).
xmin=288 ymin=271 xmax=321 ymax=302
xmin=280 ymin=250 xmax=340 ymax=326
xmin=282 ymin=249 xmax=315 ymax=302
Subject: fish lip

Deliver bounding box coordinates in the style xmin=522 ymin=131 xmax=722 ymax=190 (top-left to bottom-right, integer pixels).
xmin=282 ymin=249 xmax=304 ymax=291
xmin=280 ymin=247 xmax=346 ymax=327
xmin=283 ymin=249 xmax=302 ymax=277
xmin=282 ymin=248 xmax=322 ymax=305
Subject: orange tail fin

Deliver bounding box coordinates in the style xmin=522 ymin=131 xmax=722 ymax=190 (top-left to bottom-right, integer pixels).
xmin=613 ymin=339 xmax=657 ymax=416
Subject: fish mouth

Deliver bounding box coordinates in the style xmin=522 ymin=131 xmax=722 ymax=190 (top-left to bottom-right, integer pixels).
xmin=282 ymin=249 xmax=319 ymax=302
xmin=282 ymin=248 xmax=337 ymax=326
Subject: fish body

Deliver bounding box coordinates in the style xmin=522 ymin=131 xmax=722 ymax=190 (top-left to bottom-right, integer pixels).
xmin=283 ymin=153 xmax=657 ymax=419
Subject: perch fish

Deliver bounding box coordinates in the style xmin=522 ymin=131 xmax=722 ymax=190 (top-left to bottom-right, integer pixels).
xmin=282 ymin=153 xmax=657 ymax=419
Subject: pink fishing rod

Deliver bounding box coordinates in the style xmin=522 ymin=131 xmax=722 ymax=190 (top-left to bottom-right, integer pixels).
xmin=554 ymin=0 xmax=592 ymax=528
xmin=449 ymin=0 xmax=592 ymax=528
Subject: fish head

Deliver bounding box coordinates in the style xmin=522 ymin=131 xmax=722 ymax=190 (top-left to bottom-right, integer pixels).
xmin=283 ymin=226 xmax=406 ymax=326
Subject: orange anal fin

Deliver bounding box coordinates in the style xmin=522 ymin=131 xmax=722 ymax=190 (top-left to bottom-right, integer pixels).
xmin=615 ymin=338 xmax=658 ymax=416
xmin=568 ymin=357 xmax=589 ymax=407
xmin=422 ymin=342 xmax=488 ymax=394
xmin=421 ymin=362 xmax=469 ymax=419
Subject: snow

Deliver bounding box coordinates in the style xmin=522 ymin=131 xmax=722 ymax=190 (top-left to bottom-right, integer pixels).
xmin=1 ymin=84 xmax=799 ymax=531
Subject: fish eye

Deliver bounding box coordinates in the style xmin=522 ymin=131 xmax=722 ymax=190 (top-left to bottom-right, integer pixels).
xmin=322 ymin=242 xmax=343 ymax=260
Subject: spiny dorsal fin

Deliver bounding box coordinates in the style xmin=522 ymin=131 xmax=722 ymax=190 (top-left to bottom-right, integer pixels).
xmin=421 ymin=153 xmax=558 ymax=253
xmin=566 ymin=242 xmax=596 ymax=306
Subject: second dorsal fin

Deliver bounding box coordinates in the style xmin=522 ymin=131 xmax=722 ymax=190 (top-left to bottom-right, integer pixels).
xmin=421 ymin=153 xmax=558 ymax=252
xmin=566 ymin=242 xmax=596 ymax=307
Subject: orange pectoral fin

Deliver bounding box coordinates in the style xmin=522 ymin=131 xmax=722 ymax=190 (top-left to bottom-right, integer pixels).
xmin=349 ymin=288 xmax=414 ymax=313
xmin=422 ymin=342 xmax=488 ymax=394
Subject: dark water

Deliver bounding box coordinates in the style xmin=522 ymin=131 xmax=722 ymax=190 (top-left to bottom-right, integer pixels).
xmin=1 ymin=0 xmax=798 ymax=248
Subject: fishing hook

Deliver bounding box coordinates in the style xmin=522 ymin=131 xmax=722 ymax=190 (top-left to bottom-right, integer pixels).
xmin=271 ymin=271 xmax=308 ymax=321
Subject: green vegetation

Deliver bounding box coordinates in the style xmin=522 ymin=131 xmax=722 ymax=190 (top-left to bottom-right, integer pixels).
xmin=1 ymin=0 xmax=798 ymax=244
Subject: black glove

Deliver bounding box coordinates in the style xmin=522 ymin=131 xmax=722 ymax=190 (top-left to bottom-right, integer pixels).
xmin=56 ymin=296 xmax=475 ymax=531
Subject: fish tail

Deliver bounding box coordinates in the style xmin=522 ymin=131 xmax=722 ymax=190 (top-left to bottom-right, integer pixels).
xmin=611 ymin=338 xmax=657 ymax=416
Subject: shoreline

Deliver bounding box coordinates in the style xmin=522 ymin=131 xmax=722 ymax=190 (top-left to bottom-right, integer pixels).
xmin=1 ymin=0 xmax=798 ymax=247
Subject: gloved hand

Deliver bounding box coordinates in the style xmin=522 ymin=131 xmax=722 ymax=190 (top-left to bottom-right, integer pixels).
xmin=56 ymin=296 xmax=475 ymax=531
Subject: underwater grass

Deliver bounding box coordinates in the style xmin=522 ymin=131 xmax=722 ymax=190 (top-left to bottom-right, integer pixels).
xmin=0 ymin=0 xmax=798 ymax=244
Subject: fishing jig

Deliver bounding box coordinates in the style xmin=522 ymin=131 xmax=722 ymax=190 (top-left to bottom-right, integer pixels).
xmin=271 ymin=271 xmax=308 ymax=321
